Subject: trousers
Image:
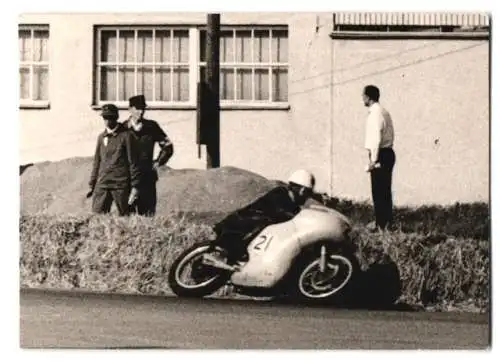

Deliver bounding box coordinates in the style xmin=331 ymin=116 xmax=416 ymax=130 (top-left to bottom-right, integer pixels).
xmin=92 ymin=187 xmax=131 ymax=216
xmin=134 ymin=178 xmax=158 ymax=216
xmin=370 ymin=148 xmax=396 ymax=229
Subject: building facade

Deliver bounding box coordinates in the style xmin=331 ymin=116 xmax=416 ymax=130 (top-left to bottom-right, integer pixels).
xmin=18 ymin=12 xmax=490 ymax=206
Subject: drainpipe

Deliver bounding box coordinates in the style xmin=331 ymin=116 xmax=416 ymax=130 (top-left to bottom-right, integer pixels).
xmin=329 ymin=16 xmax=335 ymax=196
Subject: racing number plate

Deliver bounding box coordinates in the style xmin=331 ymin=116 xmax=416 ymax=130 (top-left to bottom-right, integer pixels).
xmin=252 ymin=234 xmax=274 ymax=252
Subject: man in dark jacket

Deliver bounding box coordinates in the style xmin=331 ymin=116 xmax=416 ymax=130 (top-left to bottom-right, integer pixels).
xmin=87 ymin=104 xmax=141 ymax=216
xmin=125 ymin=95 xmax=174 ymax=216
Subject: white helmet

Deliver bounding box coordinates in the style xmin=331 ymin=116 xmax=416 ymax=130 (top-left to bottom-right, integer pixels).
xmin=287 ymin=169 xmax=316 ymax=189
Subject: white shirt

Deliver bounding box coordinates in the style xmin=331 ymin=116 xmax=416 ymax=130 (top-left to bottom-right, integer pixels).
xmin=105 ymin=125 xmax=119 ymax=135
xmin=103 ymin=125 xmax=119 ymax=146
xmin=127 ymin=118 xmax=143 ymax=132
xmin=364 ymin=102 xmax=394 ymax=151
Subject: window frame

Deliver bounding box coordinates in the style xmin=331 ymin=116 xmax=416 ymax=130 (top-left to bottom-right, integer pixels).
xmin=198 ymin=25 xmax=290 ymax=108
xmin=330 ymin=12 xmax=490 ymax=40
xmin=19 ymin=24 xmax=50 ymax=109
xmin=330 ymin=24 xmax=490 ymax=40
xmin=94 ymin=25 xmax=195 ymax=109
xmin=92 ymin=24 xmax=290 ymax=110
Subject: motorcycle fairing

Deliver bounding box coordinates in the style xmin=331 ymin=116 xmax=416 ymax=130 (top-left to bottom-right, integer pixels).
xmin=230 ymin=206 xmax=351 ymax=288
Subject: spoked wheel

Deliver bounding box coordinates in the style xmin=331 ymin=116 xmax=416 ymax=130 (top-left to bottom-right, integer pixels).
xmin=292 ymin=251 xmax=360 ymax=303
xmin=168 ymin=243 xmax=230 ymax=298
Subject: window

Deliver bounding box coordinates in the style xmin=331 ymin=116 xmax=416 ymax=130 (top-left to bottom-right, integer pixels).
xmin=19 ymin=25 xmax=49 ymax=107
xmin=331 ymin=12 xmax=490 ymax=39
xmin=94 ymin=25 xmax=289 ymax=108
xmin=200 ymin=27 xmax=288 ymax=104
xmin=334 ymin=24 xmax=489 ymax=33
xmin=96 ymin=26 xmax=190 ymax=105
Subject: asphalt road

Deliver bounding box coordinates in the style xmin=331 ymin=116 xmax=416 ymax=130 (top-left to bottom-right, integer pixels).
xmin=20 ymin=289 xmax=490 ymax=350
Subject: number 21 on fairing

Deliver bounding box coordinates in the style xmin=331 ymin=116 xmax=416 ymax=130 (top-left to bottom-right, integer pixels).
xmin=253 ymin=235 xmax=273 ymax=251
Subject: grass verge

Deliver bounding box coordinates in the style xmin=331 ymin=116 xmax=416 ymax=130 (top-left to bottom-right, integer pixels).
xmin=20 ymin=212 xmax=489 ymax=312
xmin=351 ymin=227 xmax=489 ymax=312
xmin=19 ymin=157 xmax=490 ymax=312
xmin=316 ymin=195 xmax=489 ymax=241
xmin=20 ymin=214 xmax=214 ymax=295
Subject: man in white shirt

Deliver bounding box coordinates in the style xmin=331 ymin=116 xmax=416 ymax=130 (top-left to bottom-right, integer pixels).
xmin=363 ymin=85 xmax=396 ymax=231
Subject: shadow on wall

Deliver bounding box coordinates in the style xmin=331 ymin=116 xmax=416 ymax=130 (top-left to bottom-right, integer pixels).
xmin=20 ymin=163 xmax=34 ymax=176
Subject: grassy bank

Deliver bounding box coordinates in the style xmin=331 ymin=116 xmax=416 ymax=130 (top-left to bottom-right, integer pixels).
xmin=317 ymin=195 xmax=489 ymax=241
xmin=20 ymin=157 xmax=490 ymax=312
xmin=352 ymin=227 xmax=489 ymax=311
xmin=20 ymin=212 xmax=490 ymax=312
xmin=20 ymin=214 xmax=214 ymax=295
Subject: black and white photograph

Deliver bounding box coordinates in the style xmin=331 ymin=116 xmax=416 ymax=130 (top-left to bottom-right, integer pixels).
xmin=12 ymin=0 xmax=497 ymax=357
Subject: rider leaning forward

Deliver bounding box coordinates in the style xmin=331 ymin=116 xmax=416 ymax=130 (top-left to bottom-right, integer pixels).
xmin=213 ymin=169 xmax=317 ymax=262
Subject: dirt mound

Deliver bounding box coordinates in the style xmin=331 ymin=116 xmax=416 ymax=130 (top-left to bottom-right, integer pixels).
xmin=20 ymin=157 xmax=281 ymax=222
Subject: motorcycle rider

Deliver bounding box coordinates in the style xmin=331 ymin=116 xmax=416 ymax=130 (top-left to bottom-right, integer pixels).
xmin=212 ymin=169 xmax=317 ymax=263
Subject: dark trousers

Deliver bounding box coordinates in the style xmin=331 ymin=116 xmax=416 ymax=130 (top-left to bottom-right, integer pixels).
xmin=92 ymin=187 xmax=131 ymax=216
xmin=133 ymin=178 xmax=158 ymax=216
xmin=370 ymin=148 xmax=396 ymax=229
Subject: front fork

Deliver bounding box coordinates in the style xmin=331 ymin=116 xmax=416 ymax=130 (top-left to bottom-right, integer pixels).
xmin=319 ymin=244 xmax=327 ymax=273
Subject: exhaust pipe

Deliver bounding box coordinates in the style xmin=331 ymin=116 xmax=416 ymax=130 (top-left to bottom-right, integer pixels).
xmin=202 ymin=254 xmax=239 ymax=272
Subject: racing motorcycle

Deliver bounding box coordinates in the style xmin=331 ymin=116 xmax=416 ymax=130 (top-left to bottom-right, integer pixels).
xmin=167 ymin=203 xmax=360 ymax=303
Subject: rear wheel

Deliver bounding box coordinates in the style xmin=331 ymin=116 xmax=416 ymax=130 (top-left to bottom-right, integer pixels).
xmin=290 ymin=246 xmax=360 ymax=304
xmin=168 ymin=243 xmax=230 ymax=298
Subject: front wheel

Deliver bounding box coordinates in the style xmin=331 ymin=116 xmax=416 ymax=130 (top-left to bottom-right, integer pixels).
xmin=168 ymin=243 xmax=229 ymax=298
xmin=290 ymin=248 xmax=360 ymax=304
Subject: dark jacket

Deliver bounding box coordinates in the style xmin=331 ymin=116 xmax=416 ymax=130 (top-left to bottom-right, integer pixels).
xmin=125 ymin=118 xmax=174 ymax=180
xmin=214 ymin=185 xmax=301 ymax=239
xmin=89 ymin=124 xmax=141 ymax=190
